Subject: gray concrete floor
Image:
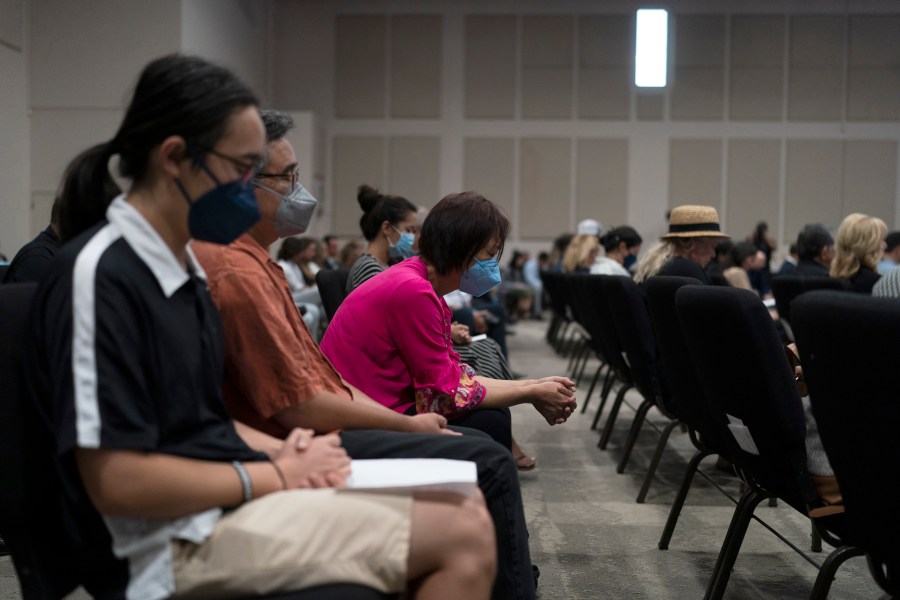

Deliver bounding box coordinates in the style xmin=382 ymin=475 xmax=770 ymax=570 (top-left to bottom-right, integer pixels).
xmin=0 ymin=317 xmax=885 ymax=599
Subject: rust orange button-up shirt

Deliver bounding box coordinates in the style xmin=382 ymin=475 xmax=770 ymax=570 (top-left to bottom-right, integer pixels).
xmin=193 ymin=235 xmax=351 ymax=438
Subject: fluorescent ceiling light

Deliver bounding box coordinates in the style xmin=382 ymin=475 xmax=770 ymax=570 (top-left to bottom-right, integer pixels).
xmin=635 ymin=9 xmax=668 ymax=88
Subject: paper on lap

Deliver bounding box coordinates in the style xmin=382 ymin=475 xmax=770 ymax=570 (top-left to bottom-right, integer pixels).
xmin=341 ymin=459 xmax=478 ymax=498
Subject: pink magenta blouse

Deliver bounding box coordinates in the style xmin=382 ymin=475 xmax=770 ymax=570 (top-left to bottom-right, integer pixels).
xmin=320 ymin=256 xmax=486 ymax=416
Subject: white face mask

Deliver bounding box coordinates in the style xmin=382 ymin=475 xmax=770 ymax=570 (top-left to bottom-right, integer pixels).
xmin=254 ymin=181 xmax=318 ymax=237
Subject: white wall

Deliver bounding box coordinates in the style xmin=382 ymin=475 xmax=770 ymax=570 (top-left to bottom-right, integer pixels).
xmin=1 ymin=0 xmax=274 ymax=259
xmin=181 ymin=0 xmax=270 ymax=102
xmin=270 ymin=0 xmax=900 ymax=266
xmin=0 ymin=0 xmax=29 ymax=258
xmin=28 ymin=0 xmax=183 ymax=243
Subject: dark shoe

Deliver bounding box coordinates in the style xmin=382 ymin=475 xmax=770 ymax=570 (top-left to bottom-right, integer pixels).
xmin=533 ymin=565 xmax=541 ymax=589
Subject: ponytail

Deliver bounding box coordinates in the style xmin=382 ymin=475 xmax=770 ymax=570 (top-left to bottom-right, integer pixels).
xmin=58 ymin=143 xmax=122 ymax=243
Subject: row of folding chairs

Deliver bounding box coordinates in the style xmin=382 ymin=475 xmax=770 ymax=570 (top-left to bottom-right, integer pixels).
xmin=542 ymin=271 xmax=898 ymax=599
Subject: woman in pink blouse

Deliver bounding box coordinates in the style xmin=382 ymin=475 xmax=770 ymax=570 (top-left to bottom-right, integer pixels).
xmin=321 ymin=192 xmax=576 ymax=448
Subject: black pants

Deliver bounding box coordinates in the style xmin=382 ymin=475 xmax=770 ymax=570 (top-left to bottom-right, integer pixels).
xmin=340 ymin=428 xmax=535 ymax=600
xmin=404 ymin=405 xmax=512 ymax=451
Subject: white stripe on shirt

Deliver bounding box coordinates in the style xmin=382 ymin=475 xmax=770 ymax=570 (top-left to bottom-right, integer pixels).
xmin=72 ymin=223 xmax=122 ymax=448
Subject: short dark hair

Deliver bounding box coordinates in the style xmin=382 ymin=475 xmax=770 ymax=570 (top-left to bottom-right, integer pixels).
xmin=259 ymin=109 xmax=294 ymax=169
xmin=730 ymin=241 xmax=758 ymax=267
xmin=357 ymin=184 xmax=417 ymax=241
xmin=277 ymin=236 xmax=303 ymax=261
xmin=600 ymin=226 xmax=642 ymax=252
xmin=419 ymin=191 xmax=510 ymax=276
xmin=886 ymin=231 xmax=900 ymax=252
xmin=797 ymin=224 xmax=834 ymax=261
xmin=324 ymin=234 xmax=337 ymax=244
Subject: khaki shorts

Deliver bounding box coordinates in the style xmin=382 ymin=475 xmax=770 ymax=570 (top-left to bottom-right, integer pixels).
xmin=172 ymin=489 xmax=412 ymax=599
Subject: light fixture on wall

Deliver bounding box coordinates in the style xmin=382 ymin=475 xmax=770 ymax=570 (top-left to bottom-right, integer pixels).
xmin=635 ymin=9 xmax=668 ymax=88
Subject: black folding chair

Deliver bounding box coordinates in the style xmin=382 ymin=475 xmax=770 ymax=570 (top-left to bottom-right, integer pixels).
xmin=793 ymin=290 xmax=900 ymax=597
xmin=771 ymin=275 xmax=845 ymax=339
xmin=579 ymin=275 xmax=635 ymax=440
xmin=600 ymin=275 xmax=680 ymax=476
xmin=676 ymin=285 xmax=859 ymax=600
xmin=315 ymin=268 xmax=349 ymax=321
xmin=0 ymin=282 xmax=393 ymax=599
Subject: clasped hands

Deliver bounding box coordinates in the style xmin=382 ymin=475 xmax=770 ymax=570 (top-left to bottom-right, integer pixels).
xmin=531 ymin=376 xmax=577 ymax=426
xmin=272 ymin=428 xmax=351 ymax=490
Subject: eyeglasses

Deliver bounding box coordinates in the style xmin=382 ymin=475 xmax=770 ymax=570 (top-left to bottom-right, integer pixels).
xmin=256 ymin=168 xmax=301 ymax=189
xmin=200 ymin=147 xmax=261 ymax=185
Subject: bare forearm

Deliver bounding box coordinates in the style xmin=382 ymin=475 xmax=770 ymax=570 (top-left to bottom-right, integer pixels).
xmin=233 ymin=421 xmax=283 ymax=459
xmin=474 ymin=376 xmax=536 ymax=389
xmin=76 ymin=449 xmax=281 ymax=519
xmin=274 ymin=391 xmax=417 ymax=434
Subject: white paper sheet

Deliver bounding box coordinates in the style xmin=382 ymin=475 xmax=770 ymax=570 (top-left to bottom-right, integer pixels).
xmin=342 ymin=459 xmax=478 ymax=498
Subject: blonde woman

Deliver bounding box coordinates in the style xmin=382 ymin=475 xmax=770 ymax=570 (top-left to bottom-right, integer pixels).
xmin=830 ymin=213 xmax=887 ymax=293
xmin=562 ymin=233 xmax=600 ymax=273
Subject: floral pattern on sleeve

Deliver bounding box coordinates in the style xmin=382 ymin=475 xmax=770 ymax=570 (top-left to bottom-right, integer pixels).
xmin=415 ymin=362 xmax=486 ymax=419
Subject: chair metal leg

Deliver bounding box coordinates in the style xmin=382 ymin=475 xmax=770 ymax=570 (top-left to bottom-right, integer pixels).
xmin=617 ymin=399 xmax=654 ymax=473
xmin=573 ymin=344 xmax=591 ymax=383
xmin=598 ymin=384 xmax=632 ymax=449
xmin=553 ymin=321 xmax=571 ymax=353
xmin=591 ymin=369 xmax=615 ymax=427
xmin=659 ymin=448 xmax=712 ymax=550
xmin=811 ymin=522 xmax=822 ymax=553
xmin=565 ymin=337 xmax=581 ymax=372
xmin=703 ymin=488 xmax=767 ymax=600
xmin=637 ymin=419 xmax=681 ymax=503
xmin=809 ymin=545 xmax=865 ymax=600
xmin=580 ymin=364 xmax=604 ymax=414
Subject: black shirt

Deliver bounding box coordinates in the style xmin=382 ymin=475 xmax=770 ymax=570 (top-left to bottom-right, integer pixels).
xmin=846 ymin=266 xmax=880 ymax=294
xmin=25 ymin=197 xmax=265 ymax=599
xmin=657 ymin=256 xmax=710 ymax=284
xmin=2 ymin=225 xmax=60 ymax=283
xmin=795 ymin=259 xmax=830 ymax=278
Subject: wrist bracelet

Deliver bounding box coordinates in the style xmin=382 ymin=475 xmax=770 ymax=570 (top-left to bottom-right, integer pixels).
xmin=271 ymin=460 xmax=288 ymax=491
xmin=231 ymin=461 xmax=253 ymax=504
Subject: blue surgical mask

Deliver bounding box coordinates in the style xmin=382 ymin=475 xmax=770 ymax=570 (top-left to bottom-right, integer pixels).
xmin=255 ymin=181 xmax=318 ymax=237
xmin=459 ymin=257 xmax=501 ymax=296
xmin=623 ymin=253 xmax=637 ymax=270
xmin=176 ymin=155 xmax=260 ymax=245
xmin=389 ymin=227 xmax=416 ymax=259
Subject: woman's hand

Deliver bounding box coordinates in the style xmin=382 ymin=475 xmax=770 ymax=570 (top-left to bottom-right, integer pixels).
xmin=451 ymin=322 xmax=472 ymax=345
xmin=530 ymin=381 xmax=577 ymax=426
xmin=537 ymin=375 xmax=576 ymax=391
xmin=406 ymin=413 xmax=462 ymax=436
xmin=273 ymin=429 xmax=351 ymax=489
xmin=472 ymin=311 xmax=489 ymax=334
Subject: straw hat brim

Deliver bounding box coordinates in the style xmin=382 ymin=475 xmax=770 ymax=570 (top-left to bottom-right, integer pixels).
xmin=661 ymin=230 xmax=730 ymax=240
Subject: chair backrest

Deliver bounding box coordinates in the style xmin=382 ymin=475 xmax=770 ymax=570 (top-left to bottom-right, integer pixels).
xmin=643 ymin=276 xmax=729 ymax=452
xmin=540 ymin=271 xmax=568 ymax=321
xmin=600 ymin=275 xmax=666 ymax=411
xmin=771 ymin=275 xmax=845 ymax=325
xmin=581 ymin=274 xmax=632 ymax=380
xmin=675 ymin=285 xmax=817 ymax=508
xmin=0 ymin=283 xmax=82 ymax=598
xmin=315 ymin=269 xmax=349 ymax=321
xmin=792 ymin=291 xmax=900 ymax=589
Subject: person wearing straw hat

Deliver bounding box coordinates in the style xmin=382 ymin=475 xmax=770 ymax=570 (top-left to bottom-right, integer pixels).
xmin=634 ymin=205 xmax=729 ymax=284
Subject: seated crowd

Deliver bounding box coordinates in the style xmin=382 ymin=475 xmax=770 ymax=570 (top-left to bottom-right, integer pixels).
xmin=2 ymin=53 xmax=898 ymax=600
